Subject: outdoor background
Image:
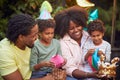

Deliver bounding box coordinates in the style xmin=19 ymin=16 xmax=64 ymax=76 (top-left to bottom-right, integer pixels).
xmin=0 ymin=0 xmax=120 ymax=48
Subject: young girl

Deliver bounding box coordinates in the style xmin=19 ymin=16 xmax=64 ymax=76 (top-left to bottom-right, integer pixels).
xmin=30 ymin=19 xmax=63 ymax=78
xmin=82 ymin=19 xmax=111 ymax=79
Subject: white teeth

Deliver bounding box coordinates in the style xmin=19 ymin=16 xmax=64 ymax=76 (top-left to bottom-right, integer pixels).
xmin=74 ymin=32 xmax=80 ymax=35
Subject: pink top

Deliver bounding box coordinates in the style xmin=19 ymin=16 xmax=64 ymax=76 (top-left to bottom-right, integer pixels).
xmin=60 ymin=31 xmax=89 ymax=77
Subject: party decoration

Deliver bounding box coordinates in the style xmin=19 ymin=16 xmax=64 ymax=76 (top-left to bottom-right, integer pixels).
xmin=76 ymin=0 xmax=95 ymax=7
xmin=40 ymin=1 xmax=52 ymax=13
xmin=38 ymin=10 xmax=52 ymax=19
xmin=98 ymin=55 xmax=119 ymax=78
xmin=83 ymin=27 xmax=88 ymax=31
xmin=88 ymin=9 xmax=98 ymax=22
xmin=88 ymin=56 xmax=96 ymax=71
xmin=88 ymin=48 xmax=99 ymax=71
xmin=50 ymin=54 xmax=64 ymax=68
xmin=92 ymin=48 xmax=100 ymax=70
xmin=38 ymin=1 xmax=52 ymax=20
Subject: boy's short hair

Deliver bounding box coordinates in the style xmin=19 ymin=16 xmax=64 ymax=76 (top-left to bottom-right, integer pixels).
xmin=87 ymin=19 xmax=105 ymax=35
xmin=37 ymin=19 xmax=55 ymax=32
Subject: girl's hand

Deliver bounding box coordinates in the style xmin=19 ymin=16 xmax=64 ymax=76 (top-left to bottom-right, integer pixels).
xmin=98 ymin=50 xmax=105 ymax=56
xmin=87 ymin=49 xmax=95 ymax=56
xmin=85 ymin=49 xmax=95 ymax=61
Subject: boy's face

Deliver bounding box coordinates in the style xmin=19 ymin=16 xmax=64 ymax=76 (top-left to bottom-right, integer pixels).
xmin=90 ymin=31 xmax=104 ymax=45
xmin=40 ymin=27 xmax=54 ymax=45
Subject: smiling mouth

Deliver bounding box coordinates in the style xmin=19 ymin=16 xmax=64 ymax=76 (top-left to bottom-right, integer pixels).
xmin=95 ymin=41 xmax=101 ymax=44
xmin=74 ymin=32 xmax=80 ymax=35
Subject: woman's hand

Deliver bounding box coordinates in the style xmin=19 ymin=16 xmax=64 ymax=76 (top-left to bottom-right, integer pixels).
xmin=87 ymin=71 xmax=99 ymax=78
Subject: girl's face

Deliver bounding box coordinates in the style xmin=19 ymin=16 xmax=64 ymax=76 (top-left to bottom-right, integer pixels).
xmin=40 ymin=28 xmax=54 ymax=45
xmin=68 ymin=21 xmax=83 ymax=42
xmin=90 ymin=31 xmax=104 ymax=45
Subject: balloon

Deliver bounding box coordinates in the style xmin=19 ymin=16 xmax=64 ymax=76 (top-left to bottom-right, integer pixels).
xmin=50 ymin=54 xmax=64 ymax=68
xmin=76 ymin=0 xmax=95 ymax=7
xmin=88 ymin=9 xmax=98 ymax=22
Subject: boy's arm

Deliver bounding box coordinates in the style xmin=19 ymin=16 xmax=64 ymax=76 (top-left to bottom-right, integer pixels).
xmin=33 ymin=61 xmax=54 ymax=70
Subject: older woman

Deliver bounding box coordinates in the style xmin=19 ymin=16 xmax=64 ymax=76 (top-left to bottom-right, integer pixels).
xmin=54 ymin=5 xmax=98 ymax=80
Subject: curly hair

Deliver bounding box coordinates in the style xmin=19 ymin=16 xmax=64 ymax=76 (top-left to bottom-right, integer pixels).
xmin=87 ymin=19 xmax=105 ymax=35
xmin=36 ymin=19 xmax=55 ymax=32
xmin=54 ymin=5 xmax=88 ymax=38
xmin=6 ymin=14 xmax=37 ymax=43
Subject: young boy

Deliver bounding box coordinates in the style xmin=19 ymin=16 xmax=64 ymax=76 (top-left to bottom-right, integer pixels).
xmin=30 ymin=19 xmax=64 ymax=78
xmin=82 ymin=19 xmax=111 ymax=80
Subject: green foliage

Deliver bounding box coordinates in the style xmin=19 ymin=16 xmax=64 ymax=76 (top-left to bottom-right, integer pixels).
xmin=105 ymin=24 xmax=112 ymax=36
xmin=0 ymin=0 xmax=7 ymax=8
xmin=116 ymin=21 xmax=120 ymax=31
xmin=0 ymin=0 xmax=64 ymax=40
xmin=0 ymin=16 xmax=7 ymax=40
xmin=89 ymin=6 xmax=120 ymax=39
xmin=0 ymin=0 xmax=120 ymax=43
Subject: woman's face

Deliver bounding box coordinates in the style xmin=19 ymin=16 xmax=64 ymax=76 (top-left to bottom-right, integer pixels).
xmin=68 ymin=21 xmax=83 ymax=41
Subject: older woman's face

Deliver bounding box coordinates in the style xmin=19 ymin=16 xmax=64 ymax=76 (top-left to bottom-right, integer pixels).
xmin=68 ymin=21 xmax=83 ymax=41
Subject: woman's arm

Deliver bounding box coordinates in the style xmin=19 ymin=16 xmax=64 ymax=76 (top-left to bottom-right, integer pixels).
xmin=72 ymin=69 xmax=97 ymax=79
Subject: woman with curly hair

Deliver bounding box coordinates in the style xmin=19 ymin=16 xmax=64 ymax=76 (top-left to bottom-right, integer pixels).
xmin=54 ymin=5 xmax=98 ymax=80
